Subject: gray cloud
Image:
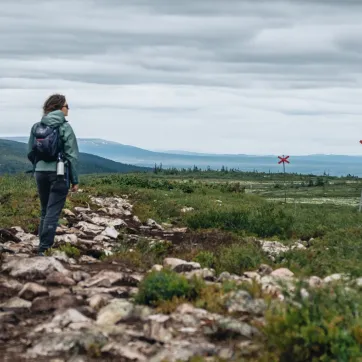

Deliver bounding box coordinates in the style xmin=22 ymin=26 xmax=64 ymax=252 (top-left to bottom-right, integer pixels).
xmin=1 ymin=0 xmax=362 ymax=155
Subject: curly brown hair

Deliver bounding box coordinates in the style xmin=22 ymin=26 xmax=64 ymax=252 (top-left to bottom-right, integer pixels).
xmin=43 ymin=94 xmax=66 ymax=115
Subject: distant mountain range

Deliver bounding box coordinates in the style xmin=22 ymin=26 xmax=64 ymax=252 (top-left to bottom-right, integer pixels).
xmin=0 ymin=139 xmax=151 ymax=175
xmin=3 ymin=137 xmax=362 ymax=176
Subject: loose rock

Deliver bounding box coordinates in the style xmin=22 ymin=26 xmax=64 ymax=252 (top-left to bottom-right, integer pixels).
xmin=18 ymin=282 xmax=49 ymax=301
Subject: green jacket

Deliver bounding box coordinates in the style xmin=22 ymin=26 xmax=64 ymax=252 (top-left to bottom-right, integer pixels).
xmin=27 ymin=110 xmax=79 ymax=185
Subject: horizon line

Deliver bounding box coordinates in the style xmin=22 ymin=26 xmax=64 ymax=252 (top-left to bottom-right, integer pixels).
xmin=1 ymin=136 xmax=362 ymax=158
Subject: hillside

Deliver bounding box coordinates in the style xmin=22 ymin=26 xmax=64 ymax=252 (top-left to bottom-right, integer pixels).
xmin=5 ymin=137 xmax=362 ymax=176
xmin=0 ymin=139 xmax=151 ymax=175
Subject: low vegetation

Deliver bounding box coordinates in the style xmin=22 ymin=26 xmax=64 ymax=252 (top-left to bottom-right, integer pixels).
xmin=1 ymin=170 xmax=362 ymax=361
xmin=45 ymin=244 xmax=81 ymax=259
xmin=262 ymin=284 xmax=362 ymax=361
xmin=135 ymin=269 xmax=203 ymax=306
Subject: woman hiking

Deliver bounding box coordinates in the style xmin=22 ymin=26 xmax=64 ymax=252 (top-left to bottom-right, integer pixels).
xmin=27 ymin=94 xmax=79 ymax=255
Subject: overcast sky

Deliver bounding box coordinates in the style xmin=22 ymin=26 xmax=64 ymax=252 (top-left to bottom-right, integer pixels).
xmin=1 ymin=0 xmax=362 ymax=155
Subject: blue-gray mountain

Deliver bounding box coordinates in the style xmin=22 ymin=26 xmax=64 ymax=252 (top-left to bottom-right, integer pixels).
xmin=3 ymin=137 xmax=362 ymax=176
xmin=0 ymin=139 xmax=151 ymax=175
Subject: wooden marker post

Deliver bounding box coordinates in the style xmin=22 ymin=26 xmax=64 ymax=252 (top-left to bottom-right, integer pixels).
xmin=278 ymin=155 xmax=290 ymax=203
xmin=359 ymin=141 xmax=362 ymax=211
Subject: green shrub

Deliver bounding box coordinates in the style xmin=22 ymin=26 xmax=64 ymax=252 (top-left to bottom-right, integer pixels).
xmin=185 ymin=203 xmax=293 ymax=239
xmin=109 ymin=237 xmax=173 ymax=269
xmin=220 ymin=182 xmax=246 ymax=193
xmin=131 ymin=237 xmax=172 ymax=257
xmin=185 ymin=209 xmax=249 ymax=232
xmin=86 ymin=174 xmax=200 ymax=194
xmin=135 ymin=269 xmax=203 ymax=306
xmin=46 ymin=244 xmax=81 ymax=258
xmin=194 ymin=251 xmax=216 ymax=269
xmin=249 ymin=203 xmax=293 ymax=239
xmin=264 ymin=285 xmax=362 ymax=361
xmin=216 ymin=242 xmax=266 ymax=275
xmin=59 ymin=244 xmax=81 ymax=258
xmin=177 ymin=182 xmax=195 ymax=193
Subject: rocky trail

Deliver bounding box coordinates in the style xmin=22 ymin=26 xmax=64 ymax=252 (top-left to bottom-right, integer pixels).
xmin=1 ymin=194 xmax=360 ymax=361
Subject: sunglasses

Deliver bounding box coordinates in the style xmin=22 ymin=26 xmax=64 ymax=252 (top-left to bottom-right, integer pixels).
xmin=63 ymin=104 xmax=69 ymax=109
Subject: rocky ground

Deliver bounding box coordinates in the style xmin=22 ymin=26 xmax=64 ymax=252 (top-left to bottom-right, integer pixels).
xmin=1 ymin=195 xmax=360 ymax=362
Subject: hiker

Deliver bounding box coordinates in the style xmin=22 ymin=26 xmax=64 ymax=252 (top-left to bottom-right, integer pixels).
xmin=27 ymin=94 xmax=79 ymax=255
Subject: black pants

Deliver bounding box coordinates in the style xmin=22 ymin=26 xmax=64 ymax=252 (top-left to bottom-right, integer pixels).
xmin=35 ymin=172 xmax=68 ymax=253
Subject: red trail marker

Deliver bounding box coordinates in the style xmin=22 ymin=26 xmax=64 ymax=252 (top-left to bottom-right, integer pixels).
xmin=278 ymin=155 xmax=290 ymax=164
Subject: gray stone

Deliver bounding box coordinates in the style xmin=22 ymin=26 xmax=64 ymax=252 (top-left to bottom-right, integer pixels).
xmin=2 ymin=241 xmax=35 ymax=254
xmin=203 ymin=316 xmax=258 ymax=339
xmin=96 ymin=299 xmax=134 ymax=325
xmin=79 ymin=270 xmax=142 ymax=288
xmin=101 ymin=343 xmax=147 ymax=361
xmin=163 ymin=258 xmax=201 ymax=273
xmin=308 ymin=276 xmax=323 ymax=288
xmin=72 ymin=285 xmax=136 ymax=298
xmin=91 ymin=196 xmax=132 ymax=211
xmin=324 ymin=273 xmax=348 ymax=283
xmin=0 ymin=297 xmax=31 ymax=311
xmin=219 ymin=348 xmax=234 ymax=360
xmin=12 ymin=228 xmax=39 ymax=246
xmin=93 ymin=234 xmax=111 ymax=242
xmin=144 ymin=314 xmax=173 ymax=343
xmin=183 ymin=268 xmax=215 ymax=281
xmin=0 ymin=275 xmax=23 ymax=294
xmin=149 ymin=341 xmax=216 ymax=362
xmin=88 ymin=294 xmax=112 ymax=310
xmin=18 ymin=282 xmax=49 ymax=301
xmin=1 ymin=256 xmax=70 ymax=279
xmin=181 ymin=207 xmax=194 ymax=213
xmin=175 ymin=303 xmax=209 ymax=320
xmin=31 ymin=295 xmax=80 ymax=312
xmin=54 ymin=234 xmax=78 ymax=244
xmin=300 ymin=288 xmax=309 ymax=300
xmin=91 ymin=216 xmax=127 ymax=229
xmin=72 ymin=271 xmax=91 ymax=282
xmin=291 ymin=242 xmax=307 ymax=250
xmin=79 ymin=255 xmax=100 ymax=263
xmin=63 ymin=209 xmax=75 ymax=217
xmin=237 ymin=341 xmax=261 ymax=356
xmin=132 ymin=305 xmax=154 ymax=321
xmin=259 ymin=240 xmax=289 ymax=259
xmin=74 ymin=206 xmax=91 ymax=213
xmin=75 ymin=221 xmax=104 ymax=235
xmin=101 ymin=226 xmax=119 ymax=239
xmin=132 ymin=215 xmax=142 ymax=224
xmin=270 ymin=268 xmax=294 ymax=278
xmin=51 ymin=251 xmax=72 ymax=263
xmin=46 ymin=271 xmax=76 ymax=286
xmin=149 ymin=264 xmax=163 ymax=273
xmin=242 ymin=271 xmax=261 ymax=283
xmin=34 ymin=308 xmax=92 ymax=333
xmin=217 ymin=271 xmax=242 ymax=282
xmin=257 ymin=264 xmax=273 ymax=276
xmin=26 ymin=331 xmax=108 ymax=358
xmin=146 ymin=219 xmax=164 ymax=230
xmin=49 ymin=288 xmax=72 ymax=298
xmin=224 ymin=290 xmax=266 ymax=316
xmin=0 ymin=311 xmax=18 ymax=324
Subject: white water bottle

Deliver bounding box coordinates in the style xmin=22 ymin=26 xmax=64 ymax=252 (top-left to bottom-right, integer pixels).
xmin=56 ymin=154 xmax=65 ymax=176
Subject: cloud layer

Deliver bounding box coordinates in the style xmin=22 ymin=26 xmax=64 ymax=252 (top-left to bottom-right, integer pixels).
xmin=1 ymin=0 xmax=362 ymax=154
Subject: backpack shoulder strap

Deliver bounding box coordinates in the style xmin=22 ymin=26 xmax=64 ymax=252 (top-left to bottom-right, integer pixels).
xmin=31 ymin=122 xmax=41 ymax=135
